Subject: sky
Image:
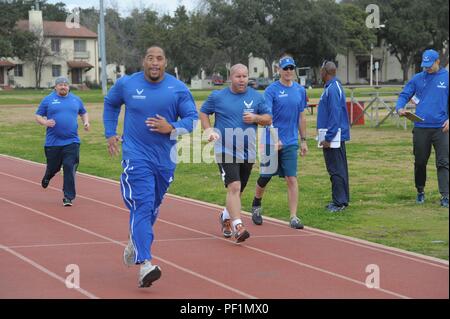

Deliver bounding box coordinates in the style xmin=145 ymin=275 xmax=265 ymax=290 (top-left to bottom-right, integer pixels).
xmin=46 ymin=0 xmax=199 ymax=16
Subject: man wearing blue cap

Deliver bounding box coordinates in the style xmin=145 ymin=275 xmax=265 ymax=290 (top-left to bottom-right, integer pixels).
xmin=35 ymin=76 xmax=90 ymax=207
xmin=396 ymin=49 xmax=449 ymax=208
xmin=250 ymin=54 xmax=308 ymax=228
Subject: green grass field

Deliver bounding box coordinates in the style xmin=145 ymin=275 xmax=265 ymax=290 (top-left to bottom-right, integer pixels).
xmin=0 ymin=92 xmax=448 ymax=260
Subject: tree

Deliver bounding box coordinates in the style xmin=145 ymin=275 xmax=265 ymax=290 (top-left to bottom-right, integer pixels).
xmin=348 ymin=0 xmax=449 ymax=82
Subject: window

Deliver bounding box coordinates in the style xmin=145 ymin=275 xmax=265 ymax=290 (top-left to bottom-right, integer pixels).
xmin=52 ymin=65 xmax=61 ymax=77
xmin=51 ymin=39 xmax=61 ymax=52
xmin=74 ymin=40 xmax=86 ymax=52
xmin=359 ymin=61 xmax=368 ymax=79
xmin=14 ymin=64 xmax=23 ymax=77
xmin=254 ymin=67 xmax=258 ymax=73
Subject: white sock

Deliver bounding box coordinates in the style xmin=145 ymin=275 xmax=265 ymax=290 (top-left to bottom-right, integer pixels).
xmin=222 ymin=208 xmax=230 ymax=220
xmin=232 ymin=219 xmax=243 ymax=231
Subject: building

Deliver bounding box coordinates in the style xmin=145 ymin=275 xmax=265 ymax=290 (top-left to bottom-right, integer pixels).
xmin=0 ymin=9 xmax=99 ymax=89
xmin=248 ymin=43 xmax=418 ymax=85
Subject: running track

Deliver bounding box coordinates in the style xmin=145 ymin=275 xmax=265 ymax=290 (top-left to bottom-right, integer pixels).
xmin=0 ymin=154 xmax=448 ymax=299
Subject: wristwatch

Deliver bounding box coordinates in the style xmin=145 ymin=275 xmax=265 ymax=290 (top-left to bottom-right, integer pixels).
xmin=300 ymin=137 xmax=307 ymax=142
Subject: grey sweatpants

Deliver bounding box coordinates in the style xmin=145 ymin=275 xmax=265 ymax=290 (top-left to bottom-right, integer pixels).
xmin=413 ymin=127 xmax=449 ymax=196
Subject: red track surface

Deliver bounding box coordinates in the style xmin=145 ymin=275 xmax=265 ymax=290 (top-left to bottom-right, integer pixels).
xmin=0 ymin=154 xmax=448 ymax=299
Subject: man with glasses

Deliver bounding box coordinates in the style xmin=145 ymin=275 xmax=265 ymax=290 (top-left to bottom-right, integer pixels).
xmin=396 ymin=49 xmax=449 ymax=208
xmin=317 ymin=61 xmax=350 ymax=213
xmin=250 ymin=55 xmax=308 ymax=228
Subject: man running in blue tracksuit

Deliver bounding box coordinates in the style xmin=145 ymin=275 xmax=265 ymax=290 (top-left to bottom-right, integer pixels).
xmin=396 ymin=49 xmax=449 ymax=208
xmin=317 ymin=61 xmax=350 ymax=213
xmin=103 ymin=46 xmax=198 ymax=288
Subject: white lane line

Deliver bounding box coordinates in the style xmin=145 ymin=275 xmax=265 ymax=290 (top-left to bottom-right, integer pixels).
xmin=2 ymin=154 xmax=447 ymax=266
xmin=0 ymin=196 xmax=257 ymax=299
xmin=0 ymin=172 xmax=430 ymax=298
xmin=1 ymin=167 xmax=448 ymax=270
xmin=0 ymin=244 xmax=99 ymax=299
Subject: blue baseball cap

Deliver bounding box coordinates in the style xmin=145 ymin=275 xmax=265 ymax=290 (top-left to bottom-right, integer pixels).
xmin=421 ymin=49 xmax=439 ymax=68
xmin=279 ymin=56 xmax=296 ymax=69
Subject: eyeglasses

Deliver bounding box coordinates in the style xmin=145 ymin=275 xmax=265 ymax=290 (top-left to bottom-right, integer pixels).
xmin=282 ymin=65 xmax=295 ymax=71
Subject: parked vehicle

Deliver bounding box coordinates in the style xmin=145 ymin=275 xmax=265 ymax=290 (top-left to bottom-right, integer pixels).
xmin=247 ymin=77 xmax=272 ymax=90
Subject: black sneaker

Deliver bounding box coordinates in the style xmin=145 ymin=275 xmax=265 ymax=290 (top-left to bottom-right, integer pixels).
xmin=326 ymin=204 xmax=345 ymax=213
xmin=416 ymin=192 xmax=425 ymax=204
xmin=41 ymin=176 xmax=50 ymax=189
xmin=441 ymin=196 xmax=449 ymax=208
xmin=251 ymin=206 xmax=263 ymax=225
xmin=63 ymin=198 xmax=73 ymax=207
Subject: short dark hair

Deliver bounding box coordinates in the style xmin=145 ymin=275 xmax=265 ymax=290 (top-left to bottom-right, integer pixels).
xmin=144 ymin=46 xmax=166 ymax=57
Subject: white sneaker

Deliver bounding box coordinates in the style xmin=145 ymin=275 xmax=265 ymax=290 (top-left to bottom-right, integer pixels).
xmin=138 ymin=260 xmax=162 ymax=288
xmin=123 ymin=237 xmax=135 ymax=267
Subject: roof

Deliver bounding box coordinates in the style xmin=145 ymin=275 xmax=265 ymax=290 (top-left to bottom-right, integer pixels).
xmin=0 ymin=60 xmax=16 ymax=67
xmin=67 ymin=61 xmax=94 ymax=69
xmin=16 ymin=20 xmax=97 ymax=39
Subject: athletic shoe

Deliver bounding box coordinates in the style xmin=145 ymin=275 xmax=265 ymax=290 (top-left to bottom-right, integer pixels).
xmin=220 ymin=212 xmax=232 ymax=238
xmin=138 ymin=260 xmax=161 ymax=288
xmin=123 ymin=237 xmax=136 ymax=267
xmin=62 ymin=198 xmax=72 ymax=207
xmin=289 ymin=216 xmax=304 ymax=229
xmin=251 ymin=206 xmax=263 ymax=225
xmin=41 ymin=176 xmax=50 ymax=189
xmin=440 ymin=196 xmax=449 ymax=208
xmin=234 ymin=223 xmax=250 ymax=243
xmin=326 ymin=204 xmax=345 ymax=213
xmin=416 ymin=192 xmax=425 ymax=204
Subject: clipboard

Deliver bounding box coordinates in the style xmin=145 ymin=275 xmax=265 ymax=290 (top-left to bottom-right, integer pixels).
xmin=403 ymin=111 xmax=424 ymax=122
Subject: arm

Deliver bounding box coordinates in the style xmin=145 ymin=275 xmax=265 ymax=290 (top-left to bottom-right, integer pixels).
xmin=396 ymin=78 xmax=416 ymax=115
xmin=243 ymin=113 xmax=272 ymax=126
xmin=324 ymin=86 xmax=341 ymax=142
xmin=35 ymin=114 xmax=55 ymax=127
xmin=299 ymin=111 xmax=308 ymax=156
xmin=80 ymin=112 xmax=90 ymax=131
xmin=103 ymin=78 xmax=125 ymax=156
xmin=200 ymin=111 xmax=219 ymax=142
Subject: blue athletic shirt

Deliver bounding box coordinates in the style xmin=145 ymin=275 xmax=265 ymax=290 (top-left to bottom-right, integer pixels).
xmin=103 ymin=72 xmax=198 ymax=170
xmin=264 ymin=81 xmax=307 ymax=146
xmin=316 ymin=77 xmax=350 ymax=142
xmin=200 ymin=87 xmax=271 ymax=161
xmin=35 ymin=91 xmax=87 ymax=147
xmin=396 ymin=68 xmax=449 ymax=128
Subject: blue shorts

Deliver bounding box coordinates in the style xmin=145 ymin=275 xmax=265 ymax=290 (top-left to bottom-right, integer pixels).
xmin=260 ymin=144 xmax=299 ymax=178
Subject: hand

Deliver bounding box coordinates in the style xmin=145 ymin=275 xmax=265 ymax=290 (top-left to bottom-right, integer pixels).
xmin=46 ymin=119 xmax=56 ymax=127
xmin=397 ymin=108 xmax=407 ymax=116
xmin=243 ymin=112 xmax=257 ymax=124
xmin=146 ymin=114 xmax=174 ymax=134
xmin=443 ymin=119 xmax=449 ymax=133
xmin=107 ymin=135 xmax=121 ymax=157
xmin=275 ymin=139 xmax=283 ymax=151
xmin=83 ymin=122 xmax=90 ymax=131
xmin=320 ymin=140 xmax=331 ymax=149
xmin=205 ymin=128 xmax=220 ymax=142
xmin=300 ymin=141 xmax=308 ymax=156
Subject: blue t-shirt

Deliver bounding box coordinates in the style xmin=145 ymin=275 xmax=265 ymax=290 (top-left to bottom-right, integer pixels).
xmin=200 ymin=87 xmax=271 ymax=161
xmin=316 ymin=78 xmax=350 ymax=142
xmin=264 ymin=81 xmax=307 ymax=146
xmin=396 ymin=68 xmax=449 ymax=128
xmin=35 ymin=91 xmax=87 ymax=147
xmin=103 ymin=72 xmax=198 ymax=170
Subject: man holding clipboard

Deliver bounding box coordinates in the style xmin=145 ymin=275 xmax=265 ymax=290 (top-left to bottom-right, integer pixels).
xmin=396 ymin=49 xmax=449 ymax=208
xmin=317 ymin=61 xmax=350 ymax=213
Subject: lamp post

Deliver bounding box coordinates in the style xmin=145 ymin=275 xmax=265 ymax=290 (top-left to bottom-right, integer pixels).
xmin=370 ymin=43 xmax=374 ymax=87
xmin=99 ymin=0 xmax=107 ymax=95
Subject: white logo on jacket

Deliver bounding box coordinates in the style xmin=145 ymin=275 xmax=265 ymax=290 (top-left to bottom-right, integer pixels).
xmin=132 ymin=89 xmax=146 ymax=99
xmin=437 ymin=81 xmax=447 ymax=89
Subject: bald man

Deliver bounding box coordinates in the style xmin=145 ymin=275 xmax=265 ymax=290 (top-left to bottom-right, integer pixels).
xmin=200 ymin=64 xmax=272 ymax=243
xmin=317 ymin=61 xmax=350 ymax=213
